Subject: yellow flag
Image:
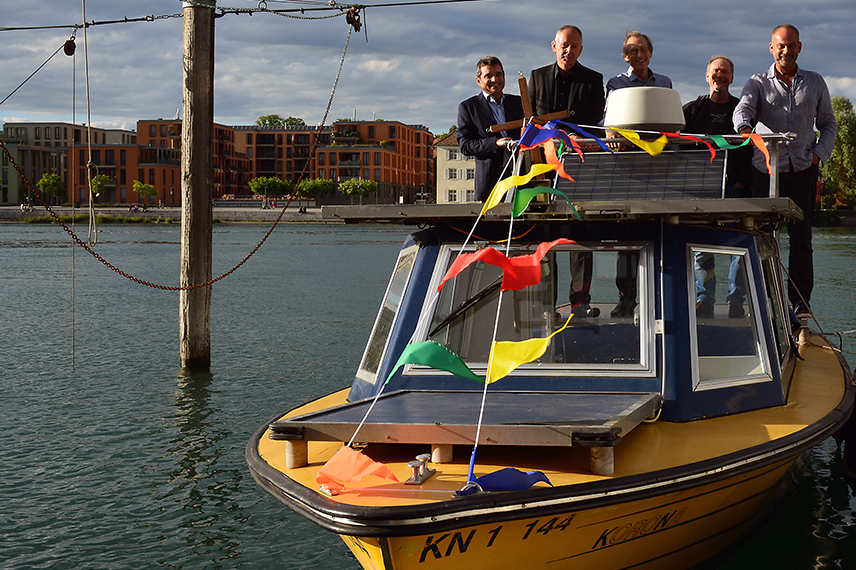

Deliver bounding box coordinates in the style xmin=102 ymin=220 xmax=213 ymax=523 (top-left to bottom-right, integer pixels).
xmin=481 ymin=163 xmax=556 ymax=214
xmin=611 ymin=128 xmax=668 ymax=156
xmin=486 ymin=314 xmax=573 ymax=383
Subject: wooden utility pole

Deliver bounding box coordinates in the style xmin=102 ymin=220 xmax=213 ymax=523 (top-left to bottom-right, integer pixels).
xmin=179 ymin=0 xmax=215 ymax=369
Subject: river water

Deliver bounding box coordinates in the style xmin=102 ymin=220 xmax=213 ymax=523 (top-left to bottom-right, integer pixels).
xmin=1 ymin=222 xmax=854 ymax=569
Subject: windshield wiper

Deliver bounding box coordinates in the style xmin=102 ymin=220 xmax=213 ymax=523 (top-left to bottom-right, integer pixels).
xmin=427 ymin=276 xmax=502 ymax=338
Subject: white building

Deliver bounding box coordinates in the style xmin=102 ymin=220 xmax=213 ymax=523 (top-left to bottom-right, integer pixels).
xmin=434 ymin=131 xmax=476 ymax=203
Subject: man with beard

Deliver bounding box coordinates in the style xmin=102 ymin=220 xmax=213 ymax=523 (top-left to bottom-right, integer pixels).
xmin=684 ymin=55 xmax=751 ymax=319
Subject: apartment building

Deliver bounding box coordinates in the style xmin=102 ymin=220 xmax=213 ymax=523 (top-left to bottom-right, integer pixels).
xmin=3 ymin=117 xmax=436 ymax=205
xmin=1 ymin=122 xmax=136 ymax=204
xmin=235 ymin=120 xmax=435 ymax=204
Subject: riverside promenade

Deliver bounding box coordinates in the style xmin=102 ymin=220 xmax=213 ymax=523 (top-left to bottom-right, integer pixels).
xmin=0 ymin=202 xmax=332 ymax=223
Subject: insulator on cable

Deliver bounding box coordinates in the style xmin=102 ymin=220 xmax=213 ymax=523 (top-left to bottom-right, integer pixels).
xmin=64 ymin=39 xmax=76 ymax=56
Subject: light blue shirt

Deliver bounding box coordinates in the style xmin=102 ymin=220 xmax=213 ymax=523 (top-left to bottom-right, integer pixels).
xmin=483 ymin=92 xmax=507 ymax=135
xmin=606 ymin=66 xmax=672 ymax=95
xmin=601 ymin=67 xmax=673 ymax=124
xmin=733 ymin=63 xmax=836 ymax=173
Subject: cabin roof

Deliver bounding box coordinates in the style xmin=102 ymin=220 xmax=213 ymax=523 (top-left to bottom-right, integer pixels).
xmin=322 ymin=198 xmax=800 ymax=226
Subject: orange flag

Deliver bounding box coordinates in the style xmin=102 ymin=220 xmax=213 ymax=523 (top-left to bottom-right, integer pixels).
xmin=316 ymin=445 xmax=399 ymax=490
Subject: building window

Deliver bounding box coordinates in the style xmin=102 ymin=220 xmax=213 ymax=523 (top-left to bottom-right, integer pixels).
xmin=466 ymin=169 xmax=475 ymax=180
xmin=368 ymin=125 xmax=375 ymax=139
xmin=363 ymin=152 xmax=370 ymax=165
xmin=466 ymin=189 xmax=476 ymax=201
xmin=363 ymin=169 xmax=369 ymax=179
xmin=319 ymin=168 xmax=325 ymax=178
xmin=149 ymin=168 xmax=155 ymax=185
xmin=56 ymin=127 xmax=62 ymax=140
xmin=150 ymin=124 xmax=157 ymax=137
xmin=120 ymin=149 xmax=126 ymax=166
xmin=318 ymin=153 xmax=325 ymax=166
xmin=247 ymin=133 xmax=253 ymax=144
xmin=389 ymin=125 xmax=396 ymax=139
xmin=120 ymin=169 xmax=126 ymax=185
xmin=446 ymin=168 xmax=458 ymax=180
xmin=448 ymin=189 xmax=458 ymax=202
xmin=374 ymin=168 xmax=380 ymax=181
xmin=105 ymin=149 xmax=115 ymax=165
xmin=374 ymin=152 xmax=381 ymax=166
xmin=447 ymin=149 xmax=459 ymax=161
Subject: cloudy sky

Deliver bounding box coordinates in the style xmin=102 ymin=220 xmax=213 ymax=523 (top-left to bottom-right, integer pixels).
xmin=2 ymin=0 xmax=854 ymax=136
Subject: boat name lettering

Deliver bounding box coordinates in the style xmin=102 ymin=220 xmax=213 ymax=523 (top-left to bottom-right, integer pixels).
xmin=591 ymin=507 xmax=686 ymax=550
xmin=522 ymin=516 xmax=576 ymax=540
xmin=419 ymin=529 xmax=477 ymax=563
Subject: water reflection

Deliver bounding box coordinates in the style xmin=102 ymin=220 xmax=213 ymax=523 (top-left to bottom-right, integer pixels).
xmin=152 ymin=369 xmax=248 ymax=566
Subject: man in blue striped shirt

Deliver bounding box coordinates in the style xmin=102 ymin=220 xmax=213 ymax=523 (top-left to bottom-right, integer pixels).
xmin=733 ymin=24 xmax=837 ymax=318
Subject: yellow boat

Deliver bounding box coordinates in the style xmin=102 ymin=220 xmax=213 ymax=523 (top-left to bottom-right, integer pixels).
xmin=247 ymin=123 xmax=854 ymax=569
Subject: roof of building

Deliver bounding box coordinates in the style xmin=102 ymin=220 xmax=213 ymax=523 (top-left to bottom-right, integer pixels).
xmin=434 ymin=131 xmax=459 ymax=147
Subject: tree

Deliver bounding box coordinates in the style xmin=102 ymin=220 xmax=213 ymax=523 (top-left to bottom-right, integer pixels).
xmin=821 ymin=95 xmax=856 ymax=207
xmin=255 ymin=114 xmax=306 ymax=127
xmin=248 ymin=176 xmax=293 ymax=199
xmin=295 ymin=178 xmax=336 ymax=207
xmin=433 ymin=124 xmax=456 ymax=141
xmin=338 ymin=178 xmax=378 ymax=205
xmin=133 ymin=180 xmax=158 ymax=204
xmin=36 ymin=173 xmax=65 ymax=205
xmin=256 ymin=114 xmax=286 ymax=127
xmin=90 ymin=174 xmax=112 ymax=201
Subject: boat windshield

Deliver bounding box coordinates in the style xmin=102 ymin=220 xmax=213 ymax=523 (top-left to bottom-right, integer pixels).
xmin=422 ymin=243 xmax=653 ymax=374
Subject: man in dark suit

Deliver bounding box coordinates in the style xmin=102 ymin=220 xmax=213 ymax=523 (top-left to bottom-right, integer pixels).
xmin=529 ymin=25 xmax=605 ymax=129
xmin=529 ymin=26 xmax=605 ymax=318
xmin=457 ymin=56 xmax=524 ymax=202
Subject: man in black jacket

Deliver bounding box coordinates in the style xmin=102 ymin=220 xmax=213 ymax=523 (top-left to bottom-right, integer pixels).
xmin=529 ymin=26 xmax=605 ymax=318
xmin=457 ymin=56 xmax=524 ymax=203
xmin=529 ymin=26 xmax=605 ymax=130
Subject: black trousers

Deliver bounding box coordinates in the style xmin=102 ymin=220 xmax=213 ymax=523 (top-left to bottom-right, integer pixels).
xmin=751 ymin=163 xmax=819 ymax=308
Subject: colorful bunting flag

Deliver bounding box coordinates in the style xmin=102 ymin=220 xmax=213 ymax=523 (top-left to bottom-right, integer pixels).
xmin=486 ymin=313 xmax=573 ymax=383
xmin=383 ymin=340 xmax=482 ymax=384
xmin=556 ymin=121 xmax=614 ymax=153
xmin=481 ymin=163 xmax=556 ymax=214
xmin=664 ymin=132 xmax=716 ymax=162
xmin=438 ymin=238 xmax=576 ymax=293
xmin=512 ymin=187 xmax=579 ymax=219
xmin=611 ymin=128 xmax=669 ymax=155
xmin=456 ymin=467 xmax=553 ymax=495
xmin=316 ymin=445 xmax=399 ymax=490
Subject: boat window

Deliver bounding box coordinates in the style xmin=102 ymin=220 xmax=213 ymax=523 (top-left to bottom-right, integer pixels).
xmin=356 ymin=245 xmax=418 ymax=385
xmin=421 ymin=243 xmax=653 ymax=374
xmin=760 ymin=255 xmax=790 ymax=365
xmin=688 ymin=245 xmax=771 ymax=390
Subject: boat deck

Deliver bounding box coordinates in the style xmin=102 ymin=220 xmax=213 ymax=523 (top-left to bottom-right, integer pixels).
xmin=255 ymin=332 xmax=849 ymax=508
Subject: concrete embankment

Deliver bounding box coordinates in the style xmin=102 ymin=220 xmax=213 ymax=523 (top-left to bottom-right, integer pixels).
xmin=0 ymin=204 xmax=335 ymax=223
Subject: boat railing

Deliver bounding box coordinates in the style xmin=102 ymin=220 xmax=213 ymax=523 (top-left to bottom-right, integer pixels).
xmin=556 ymin=132 xmax=795 ymax=201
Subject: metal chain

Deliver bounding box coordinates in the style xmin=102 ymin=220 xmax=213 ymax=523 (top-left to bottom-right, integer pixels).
xmin=0 ymin=19 xmax=354 ymax=292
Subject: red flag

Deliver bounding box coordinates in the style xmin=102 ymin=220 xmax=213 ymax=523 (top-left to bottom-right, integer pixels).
xmin=316 ymin=446 xmax=399 ymax=490
xmin=439 ymin=238 xmax=576 ymax=292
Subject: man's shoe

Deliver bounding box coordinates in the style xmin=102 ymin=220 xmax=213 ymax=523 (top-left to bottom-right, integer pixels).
xmin=572 ymin=304 xmax=601 ymax=318
xmin=794 ymin=304 xmax=812 ymax=321
xmin=696 ymin=301 xmax=714 ymax=318
xmin=728 ymin=303 xmax=745 ymax=318
xmin=611 ymin=300 xmax=637 ymax=318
